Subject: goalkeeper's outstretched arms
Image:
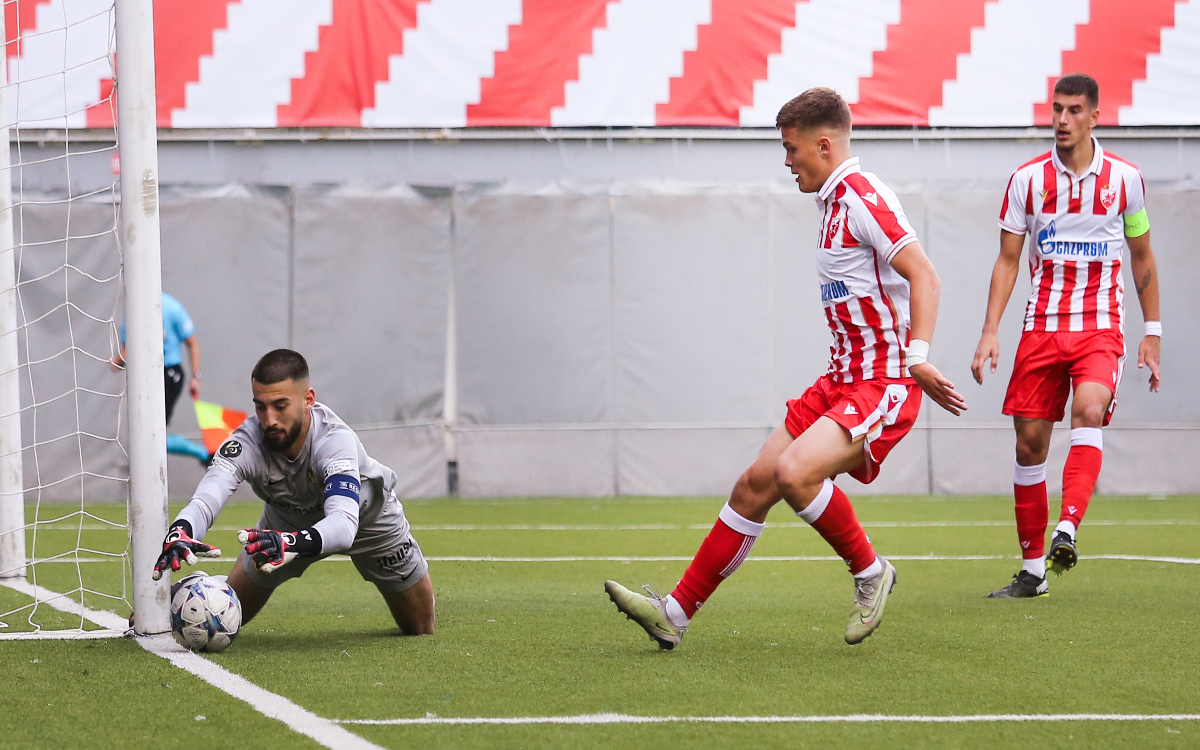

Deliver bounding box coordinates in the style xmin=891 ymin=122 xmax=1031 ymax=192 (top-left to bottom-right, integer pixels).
xmin=240 ymin=471 xmax=361 ymax=575
xmin=153 ymin=446 xmax=243 ymax=580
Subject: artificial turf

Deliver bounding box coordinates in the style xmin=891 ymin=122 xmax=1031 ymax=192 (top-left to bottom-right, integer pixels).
xmin=2 ymin=495 xmax=1198 ymax=749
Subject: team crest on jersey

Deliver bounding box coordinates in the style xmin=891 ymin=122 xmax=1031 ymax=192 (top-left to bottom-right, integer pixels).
xmin=307 ymin=468 xmax=320 ymax=487
xmin=1099 ymin=185 xmax=1117 ymax=210
xmin=219 ymin=440 xmax=241 ymax=458
xmin=826 ymin=216 xmax=842 ymax=245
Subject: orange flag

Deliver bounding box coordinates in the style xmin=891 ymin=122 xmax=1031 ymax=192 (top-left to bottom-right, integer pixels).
xmin=193 ymin=400 xmax=248 ymax=455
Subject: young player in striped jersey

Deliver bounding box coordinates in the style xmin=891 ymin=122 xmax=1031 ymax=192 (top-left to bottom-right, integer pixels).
xmin=971 ymin=74 xmax=1162 ymax=598
xmin=605 ymin=88 xmax=966 ymax=649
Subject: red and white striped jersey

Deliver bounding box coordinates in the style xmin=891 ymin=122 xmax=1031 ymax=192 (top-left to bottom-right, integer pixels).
xmin=815 ymin=158 xmax=919 ymax=383
xmin=998 ymin=138 xmax=1145 ymax=334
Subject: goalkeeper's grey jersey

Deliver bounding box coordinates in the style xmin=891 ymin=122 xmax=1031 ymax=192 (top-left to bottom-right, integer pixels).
xmin=186 ymin=402 xmax=402 ymax=543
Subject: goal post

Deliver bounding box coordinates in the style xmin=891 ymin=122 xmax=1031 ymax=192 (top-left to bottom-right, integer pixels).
xmin=115 ymin=0 xmax=170 ymax=636
xmin=0 ymin=7 xmax=23 ymax=582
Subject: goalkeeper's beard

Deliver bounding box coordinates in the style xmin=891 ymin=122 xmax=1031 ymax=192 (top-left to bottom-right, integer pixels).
xmin=263 ymin=421 xmax=302 ymax=453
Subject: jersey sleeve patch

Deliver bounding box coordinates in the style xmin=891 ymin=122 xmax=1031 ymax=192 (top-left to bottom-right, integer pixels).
xmin=324 ymin=473 xmax=361 ymax=504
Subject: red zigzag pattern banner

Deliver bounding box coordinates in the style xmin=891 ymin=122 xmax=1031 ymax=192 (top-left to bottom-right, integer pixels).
xmin=7 ymin=0 xmax=1199 ymax=129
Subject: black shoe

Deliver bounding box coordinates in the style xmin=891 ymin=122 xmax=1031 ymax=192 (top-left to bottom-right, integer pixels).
xmin=1047 ymin=531 xmax=1078 ymax=576
xmin=988 ymin=570 xmax=1049 ymax=598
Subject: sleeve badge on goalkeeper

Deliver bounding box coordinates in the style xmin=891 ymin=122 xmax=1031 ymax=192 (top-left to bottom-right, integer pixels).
xmin=238 ymin=528 xmax=321 ymax=574
xmin=153 ymin=523 xmax=222 ymax=581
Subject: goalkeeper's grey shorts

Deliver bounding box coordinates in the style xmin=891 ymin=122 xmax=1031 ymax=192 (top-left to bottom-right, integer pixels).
xmin=241 ymin=495 xmax=429 ymax=594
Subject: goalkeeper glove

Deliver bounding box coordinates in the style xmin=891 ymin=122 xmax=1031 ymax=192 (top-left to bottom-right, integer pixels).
xmin=152 ymin=521 xmax=222 ymax=581
xmin=238 ymin=527 xmax=322 ymax=574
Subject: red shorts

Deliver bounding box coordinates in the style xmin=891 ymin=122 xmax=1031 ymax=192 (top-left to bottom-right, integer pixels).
xmin=784 ymin=375 xmax=923 ymax=485
xmin=1003 ymin=330 xmax=1125 ymax=426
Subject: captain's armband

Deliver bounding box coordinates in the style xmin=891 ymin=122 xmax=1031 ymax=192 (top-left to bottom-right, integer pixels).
xmin=323 ymin=473 xmax=361 ymax=504
xmin=1124 ymin=208 xmax=1150 ymax=238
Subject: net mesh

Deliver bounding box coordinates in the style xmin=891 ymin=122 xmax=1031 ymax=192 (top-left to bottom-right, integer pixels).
xmin=0 ymin=0 xmax=131 ymax=637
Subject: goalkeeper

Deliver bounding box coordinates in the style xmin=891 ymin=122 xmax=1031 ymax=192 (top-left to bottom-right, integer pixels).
xmin=152 ymin=348 xmax=434 ymax=635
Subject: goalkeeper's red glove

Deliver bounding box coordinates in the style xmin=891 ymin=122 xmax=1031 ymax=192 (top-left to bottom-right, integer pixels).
xmin=238 ymin=527 xmax=321 ymax=575
xmin=152 ymin=521 xmax=222 ymax=581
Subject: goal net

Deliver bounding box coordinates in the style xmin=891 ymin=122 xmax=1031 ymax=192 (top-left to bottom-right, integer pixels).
xmin=0 ymin=0 xmax=169 ymax=639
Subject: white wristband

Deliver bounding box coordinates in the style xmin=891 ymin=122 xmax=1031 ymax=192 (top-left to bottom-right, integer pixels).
xmin=906 ymin=339 xmax=930 ymax=368
xmin=1144 ymin=321 xmax=1161 ymax=337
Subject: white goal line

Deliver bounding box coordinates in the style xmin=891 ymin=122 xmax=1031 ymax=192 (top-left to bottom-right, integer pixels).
xmin=0 ymin=579 xmax=384 ymax=750
xmin=23 ymin=554 xmax=1200 ymax=565
xmin=31 ymin=519 xmax=1200 ymax=531
xmin=336 ymin=712 xmax=1200 ymax=726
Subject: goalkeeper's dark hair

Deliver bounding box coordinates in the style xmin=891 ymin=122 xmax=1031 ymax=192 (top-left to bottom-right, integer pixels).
xmin=1054 ymin=73 xmax=1099 ymax=109
xmin=252 ymin=349 xmax=309 ymax=385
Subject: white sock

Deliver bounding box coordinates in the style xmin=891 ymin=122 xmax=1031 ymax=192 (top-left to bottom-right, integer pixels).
xmin=1022 ymin=557 xmax=1046 ymax=579
xmin=1055 ymin=520 xmax=1078 ymax=540
xmin=853 ymin=556 xmax=882 ymax=580
xmin=664 ymin=594 xmax=690 ymax=627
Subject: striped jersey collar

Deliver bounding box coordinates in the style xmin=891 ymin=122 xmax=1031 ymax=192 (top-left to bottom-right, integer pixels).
xmin=1050 ymin=136 xmax=1104 ymax=177
xmin=817 ymin=157 xmax=861 ymax=200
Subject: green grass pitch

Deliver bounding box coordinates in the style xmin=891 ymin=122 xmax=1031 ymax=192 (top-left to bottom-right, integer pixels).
xmin=3 ymin=494 xmax=1199 ymax=749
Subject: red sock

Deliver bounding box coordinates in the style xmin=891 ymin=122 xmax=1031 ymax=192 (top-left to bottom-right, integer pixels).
xmin=1013 ymin=461 xmax=1048 ymax=559
xmin=670 ymin=504 xmax=764 ymax=618
xmin=798 ymin=480 xmax=875 ymax=575
xmin=1061 ymin=428 xmax=1103 ymax=530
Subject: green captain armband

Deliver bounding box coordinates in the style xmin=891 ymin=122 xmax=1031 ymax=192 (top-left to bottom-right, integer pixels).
xmin=1124 ymin=208 xmax=1150 ymax=238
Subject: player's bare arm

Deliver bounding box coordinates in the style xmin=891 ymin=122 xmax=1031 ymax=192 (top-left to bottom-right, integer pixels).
xmin=890 ymin=241 xmax=967 ymax=416
xmin=1126 ymin=230 xmax=1161 ymax=392
xmin=971 ymin=229 xmax=1026 ymax=384
xmin=184 ymin=334 xmax=202 ymax=399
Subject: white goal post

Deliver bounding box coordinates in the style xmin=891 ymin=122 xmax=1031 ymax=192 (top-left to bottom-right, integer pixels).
xmin=0 ymin=0 xmax=169 ymax=637
xmin=115 ymin=0 xmax=170 ymax=636
xmin=0 ymin=10 xmax=21 ymax=581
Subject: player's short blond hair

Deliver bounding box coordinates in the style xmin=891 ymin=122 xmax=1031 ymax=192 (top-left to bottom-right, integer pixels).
xmin=775 ymin=88 xmax=852 ymax=132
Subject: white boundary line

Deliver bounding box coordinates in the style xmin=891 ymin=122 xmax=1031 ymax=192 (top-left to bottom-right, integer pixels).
xmin=30 ymin=519 xmax=1200 ymax=531
xmin=0 ymin=628 xmax=124 ymax=640
xmin=17 ymin=554 xmax=1200 ymax=565
xmin=4 ymin=581 xmax=1198 ymax=736
xmin=0 ymin=579 xmax=384 ymax=750
xmin=337 ymin=712 xmax=1200 ymax=726
xmin=137 ymin=637 xmax=383 ymax=750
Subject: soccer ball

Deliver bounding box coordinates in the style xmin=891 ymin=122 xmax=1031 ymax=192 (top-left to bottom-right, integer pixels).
xmin=170 ymin=573 xmax=242 ymax=653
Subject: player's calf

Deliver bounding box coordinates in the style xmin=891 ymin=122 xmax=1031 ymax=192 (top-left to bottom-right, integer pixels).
xmin=381 ymin=573 xmax=435 ymax=635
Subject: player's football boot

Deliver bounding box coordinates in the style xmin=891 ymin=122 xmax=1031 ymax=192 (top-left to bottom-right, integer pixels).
xmin=987 ymin=570 xmax=1049 ymax=598
xmin=1046 ymin=531 xmax=1078 ymax=576
xmin=604 ymin=580 xmax=686 ymax=650
xmin=844 ymin=556 xmax=897 ymax=645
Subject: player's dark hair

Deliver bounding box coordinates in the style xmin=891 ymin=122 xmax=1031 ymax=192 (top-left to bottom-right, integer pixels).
xmin=251 ymin=349 xmax=309 ymax=385
xmin=1054 ymin=73 xmax=1099 ymax=109
xmin=775 ymin=87 xmax=852 ymax=132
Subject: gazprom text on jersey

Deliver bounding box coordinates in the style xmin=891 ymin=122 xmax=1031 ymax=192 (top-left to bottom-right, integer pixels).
xmin=821 ymin=280 xmax=851 ymax=302
xmin=1039 ymin=240 xmax=1110 ymax=258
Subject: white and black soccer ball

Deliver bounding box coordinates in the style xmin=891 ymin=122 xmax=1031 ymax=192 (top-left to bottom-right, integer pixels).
xmin=170 ymin=573 xmax=242 ymax=653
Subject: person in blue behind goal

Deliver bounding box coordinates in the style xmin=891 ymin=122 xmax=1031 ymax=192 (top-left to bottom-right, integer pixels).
xmin=150 ymin=348 xmax=435 ymax=634
xmin=114 ymin=291 xmax=210 ymax=464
